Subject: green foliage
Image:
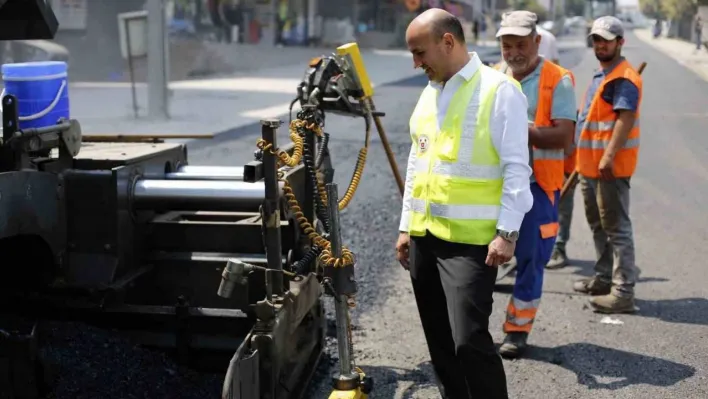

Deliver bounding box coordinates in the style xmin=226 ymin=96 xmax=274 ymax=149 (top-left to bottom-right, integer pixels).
xmin=663 ymin=0 xmax=697 ymax=19
xmin=510 ymin=0 xmax=549 ymax=20
xmin=642 ymin=0 xmax=700 ymax=19
xmin=639 ymin=0 xmax=665 ymax=18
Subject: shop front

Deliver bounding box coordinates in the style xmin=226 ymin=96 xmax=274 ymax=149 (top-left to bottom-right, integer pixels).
xmin=350 ymin=0 xmax=477 ymax=47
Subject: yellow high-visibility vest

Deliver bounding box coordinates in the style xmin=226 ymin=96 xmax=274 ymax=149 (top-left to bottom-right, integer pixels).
xmin=279 ymin=0 xmax=288 ymax=21
xmin=407 ymin=64 xmax=522 ymax=245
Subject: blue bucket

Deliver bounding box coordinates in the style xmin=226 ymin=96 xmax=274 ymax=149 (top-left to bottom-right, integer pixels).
xmin=1 ymin=61 xmax=70 ymax=130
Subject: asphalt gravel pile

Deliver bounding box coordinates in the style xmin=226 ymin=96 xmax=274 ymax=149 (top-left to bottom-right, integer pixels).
xmin=39 ymin=322 xmax=222 ymax=398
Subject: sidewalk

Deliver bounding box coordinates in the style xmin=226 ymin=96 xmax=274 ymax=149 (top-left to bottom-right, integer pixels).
xmin=68 ymin=44 xmax=500 ymax=137
xmin=634 ymin=28 xmax=708 ymax=81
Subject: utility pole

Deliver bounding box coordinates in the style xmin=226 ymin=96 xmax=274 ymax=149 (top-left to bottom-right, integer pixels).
xmin=353 ymin=0 xmax=359 ymax=37
xmin=147 ymin=0 xmax=170 ymax=120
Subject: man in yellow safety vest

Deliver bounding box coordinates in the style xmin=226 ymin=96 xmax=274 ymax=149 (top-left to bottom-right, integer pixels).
xmin=395 ymin=8 xmax=533 ymax=399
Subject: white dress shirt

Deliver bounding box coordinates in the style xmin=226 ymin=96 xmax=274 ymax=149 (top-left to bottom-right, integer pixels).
xmin=399 ymin=52 xmax=533 ymax=234
xmin=537 ymin=26 xmax=559 ymax=61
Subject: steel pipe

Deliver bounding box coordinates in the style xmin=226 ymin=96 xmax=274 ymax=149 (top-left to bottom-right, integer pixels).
xmin=166 ymin=165 xmax=244 ymax=181
xmin=133 ymin=179 xmax=282 ymax=211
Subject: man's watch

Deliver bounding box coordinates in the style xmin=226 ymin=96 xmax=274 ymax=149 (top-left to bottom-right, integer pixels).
xmin=496 ymin=229 xmax=519 ymax=243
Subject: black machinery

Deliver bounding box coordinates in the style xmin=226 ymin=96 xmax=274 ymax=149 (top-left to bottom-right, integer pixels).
xmin=0 ymin=97 xmax=334 ymax=399
xmin=0 ymin=1 xmax=397 ymax=398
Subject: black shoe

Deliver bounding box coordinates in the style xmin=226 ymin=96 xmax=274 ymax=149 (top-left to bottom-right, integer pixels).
xmin=572 ymin=277 xmax=611 ymax=296
xmin=545 ymin=247 xmax=568 ymax=269
xmin=499 ymin=332 xmax=528 ymax=359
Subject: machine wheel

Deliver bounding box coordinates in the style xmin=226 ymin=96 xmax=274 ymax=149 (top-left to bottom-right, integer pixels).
xmin=360 ymin=375 xmax=374 ymax=394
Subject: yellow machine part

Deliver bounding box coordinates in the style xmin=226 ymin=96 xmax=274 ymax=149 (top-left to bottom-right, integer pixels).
xmin=328 ymin=389 xmax=368 ymax=399
xmin=328 ymin=368 xmax=371 ymax=398
xmin=336 ymin=42 xmax=374 ymax=98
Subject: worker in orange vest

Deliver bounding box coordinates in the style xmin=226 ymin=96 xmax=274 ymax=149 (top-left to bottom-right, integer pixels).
xmin=572 ymin=16 xmax=642 ymax=313
xmin=494 ymin=10 xmax=577 ymax=358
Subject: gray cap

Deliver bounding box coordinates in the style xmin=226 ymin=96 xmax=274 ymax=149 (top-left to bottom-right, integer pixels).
xmin=496 ymin=11 xmax=538 ymax=38
xmin=589 ymin=16 xmax=624 ymax=40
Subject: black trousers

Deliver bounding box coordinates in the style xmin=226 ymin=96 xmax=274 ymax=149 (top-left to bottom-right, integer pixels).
xmin=410 ymin=233 xmax=508 ymax=399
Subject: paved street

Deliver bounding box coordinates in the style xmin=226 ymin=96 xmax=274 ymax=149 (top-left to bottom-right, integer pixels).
xmin=186 ymin=29 xmax=708 ymax=399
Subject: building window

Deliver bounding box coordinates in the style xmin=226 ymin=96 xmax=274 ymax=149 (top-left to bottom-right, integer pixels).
xmin=51 ymin=0 xmax=88 ymax=30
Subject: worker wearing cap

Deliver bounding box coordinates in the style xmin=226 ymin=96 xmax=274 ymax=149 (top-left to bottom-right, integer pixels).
xmin=494 ymin=10 xmax=577 ymax=358
xmin=572 ymin=16 xmax=642 ymax=313
xmin=396 ymin=8 xmax=533 ymax=398
xmin=492 ymin=24 xmax=559 ymax=69
xmin=493 ymin=18 xmax=569 ymax=273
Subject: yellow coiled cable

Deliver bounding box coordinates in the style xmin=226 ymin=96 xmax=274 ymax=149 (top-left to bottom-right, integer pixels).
xmin=257 ymin=110 xmax=371 ymax=267
xmin=280 ymin=175 xmax=355 ymax=267
xmin=255 ymin=119 xmax=314 ymax=167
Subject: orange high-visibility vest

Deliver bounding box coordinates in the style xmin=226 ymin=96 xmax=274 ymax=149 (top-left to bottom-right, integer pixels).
xmin=577 ymin=59 xmax=642 ymax=178
xmin=564 ymin=150 xmax=576 ymax=174
xmin=533 ymin=61 xmax=575 ymax=195
xmin=496 ymin=60 xmax=576 ymax=192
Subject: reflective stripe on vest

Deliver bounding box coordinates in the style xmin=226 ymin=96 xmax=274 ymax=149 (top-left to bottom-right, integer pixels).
xmin=407 ymin=65 xmax=521 ymax=246
xmin=577 ymin=60 xmax=642 ymax=178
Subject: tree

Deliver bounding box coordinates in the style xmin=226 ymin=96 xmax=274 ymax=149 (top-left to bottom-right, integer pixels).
xmin=639 ymin=0 xmax=700 ymax=20
xmin=639 ymin=0 xmax=665 ymax=18
xmin=510 ymin=0 xmax=548 ymax=20
xmin=661 ymin=0 xmax=698 ymax=19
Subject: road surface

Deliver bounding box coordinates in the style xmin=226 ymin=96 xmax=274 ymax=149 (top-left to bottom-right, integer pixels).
xmin=190 ymin=29 xmax=708 ymax=399
xmin=39 ymin=29 xmax=708 ymax=398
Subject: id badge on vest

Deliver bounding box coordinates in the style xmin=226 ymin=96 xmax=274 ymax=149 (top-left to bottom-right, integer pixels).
xmin=415 ymin=114 xmax=438 ymax=156
xmin=418 ymin=134 xmax=430 ymax=154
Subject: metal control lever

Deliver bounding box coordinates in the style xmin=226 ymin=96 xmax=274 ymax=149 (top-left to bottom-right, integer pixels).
xmin=324 ymin=183 xmax=363 ymax=395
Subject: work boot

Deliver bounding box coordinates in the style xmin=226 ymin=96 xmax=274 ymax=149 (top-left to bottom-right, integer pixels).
xmin=572 ymin=277 xmax=611 ymax=295
xmin=499 ymin=332 xmax=528 ymax=359
xmin=545 ymin=247 xmax=568 ymax=269
xmin=589 ymin=293 xmax=637 ymax=314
